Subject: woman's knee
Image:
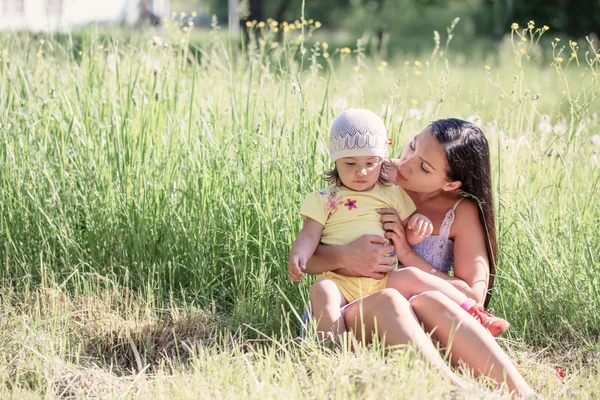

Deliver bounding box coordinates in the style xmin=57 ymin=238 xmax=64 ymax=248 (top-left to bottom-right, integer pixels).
xmin=374 ymin=288 xmax=411 ymax=313
xmin=410 ymin=290 xmax=450 ymax=311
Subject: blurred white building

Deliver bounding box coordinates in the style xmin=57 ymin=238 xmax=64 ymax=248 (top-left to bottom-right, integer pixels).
xmin=0 ymin=0 xmax=170 ymax=31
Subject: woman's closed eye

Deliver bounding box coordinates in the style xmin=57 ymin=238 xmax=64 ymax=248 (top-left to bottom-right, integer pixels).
xmin=420 ymin=162 xmax=431 ymax=174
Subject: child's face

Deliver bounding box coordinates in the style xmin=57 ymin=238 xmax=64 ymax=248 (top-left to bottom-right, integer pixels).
xmin=335 ymin=156 xmax=382 ymax=191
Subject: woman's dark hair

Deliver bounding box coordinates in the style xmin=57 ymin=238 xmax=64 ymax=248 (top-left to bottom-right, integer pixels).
xmin=323 ymin=159 xmax=396 ymax=187
xmin=430 ymin=118 xmax=497 ymax=307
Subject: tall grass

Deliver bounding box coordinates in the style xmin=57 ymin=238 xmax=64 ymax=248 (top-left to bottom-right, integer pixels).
xmin=1 ymin=18 xmax=600 ymax=397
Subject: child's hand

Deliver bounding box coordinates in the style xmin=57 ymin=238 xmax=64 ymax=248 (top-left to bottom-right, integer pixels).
xmin=288 ymin=255 xmax=307 ymax=282
xmin=407 ymin=214 xmax=433 ymax=238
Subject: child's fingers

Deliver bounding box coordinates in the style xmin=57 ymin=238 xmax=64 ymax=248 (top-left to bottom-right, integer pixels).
xmin=415 ymin=219 xmax=424 ymax=235
xmin=425 ymin=223 xmax=434 ymax=236
xmin=288 ymin=268 xmax=304 ymax=282
xmin=408 ymin=217 xmax=416 ymax=229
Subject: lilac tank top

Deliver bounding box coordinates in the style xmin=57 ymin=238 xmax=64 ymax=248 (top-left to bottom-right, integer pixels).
xmin=411 ymin=198 xmax=465 ymax=274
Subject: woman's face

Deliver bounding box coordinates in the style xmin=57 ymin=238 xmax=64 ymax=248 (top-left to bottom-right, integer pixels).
xmin=396 ymin=127 xmax=459 ymax=193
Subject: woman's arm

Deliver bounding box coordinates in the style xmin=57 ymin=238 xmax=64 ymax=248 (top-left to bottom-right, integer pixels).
xmin=305 ymin=235 xmax=397 ymax=279
xmin=448 ymin=200 xmax=490 ymax=303
xmin=379 ymin=201 xmax=489 ymax=303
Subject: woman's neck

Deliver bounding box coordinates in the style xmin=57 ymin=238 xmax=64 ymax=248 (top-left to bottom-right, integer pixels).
xmin=406 ymin=189 xmax=458 ymax=205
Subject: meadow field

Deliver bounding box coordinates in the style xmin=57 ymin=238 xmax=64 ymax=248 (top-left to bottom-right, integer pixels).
xmin=1 ymin=16 xmax=600 ymax=398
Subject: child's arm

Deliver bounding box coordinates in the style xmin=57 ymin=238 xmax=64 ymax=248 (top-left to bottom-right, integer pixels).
xmin=405 ymin=213 xmax=434 ymax=246
xmin=288 ymin=218 xmax=324 ymax=282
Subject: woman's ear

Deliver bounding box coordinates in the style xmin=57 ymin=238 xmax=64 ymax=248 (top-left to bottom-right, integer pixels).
xmin=442 ymin=180 xmax=462 ymax=192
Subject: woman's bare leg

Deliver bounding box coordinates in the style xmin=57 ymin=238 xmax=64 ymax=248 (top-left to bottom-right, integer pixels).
xmin=410 ymin=291 xmax=535 ymax=397
xmin=342 ymin=288 xmax=467 ymax=388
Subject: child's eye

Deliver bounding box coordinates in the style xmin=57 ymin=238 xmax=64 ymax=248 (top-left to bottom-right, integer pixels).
xmin=367 ymin=162 xmax=375 ymax=166
xmin=420 ymin=163 xmax=430 ymax=174
xmin=346 ymin=162 xmax=356 ymax=166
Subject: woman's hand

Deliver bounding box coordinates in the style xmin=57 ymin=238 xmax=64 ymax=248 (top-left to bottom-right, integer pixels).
xmin=377 ymin=208 xmax=412 ymax=260
xmin=335 ymin=235 xmax=397 ymax=279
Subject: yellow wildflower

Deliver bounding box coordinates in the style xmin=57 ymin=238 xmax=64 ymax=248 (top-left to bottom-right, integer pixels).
xmin=543 ymin=25 xmax=549 ymax=31
xmin=341 ymin=47 xmax=351 ymax=54
xmin=315 ymin=21 xmax=322 ymax=28
xmin=191 ymin=11 xmax=197 ymax=17
xmin=485 ymin=65 xmax=491 ymax=71
xmin=411 ymin=99 xmax=418 ymax=105
xmin=377 ymin=66 xmax=384 ymax=72
xmin=571 ymin=52 xmax=576 ymax=57
xmin=309 ymin=19 xmax=314 ymax=24
xmin=404 ymin=60 xmax=410 ymax=66
xmin=511 ymin=22 xmax=519 ymax=30
xmin=97 ymin=44 xmax=104 ymax=50
xmin=519 ymin=48 xmax=526 ymax=54
xmin=414 ymin=70 xmax=422 ymax=76
xmin=180 ymin=12 xmax=186 ymax=18
xmin=171 ymin=11 xmax=176 ymax=17
xmin=258 ymin=21 xmax=265 ymax=28
xmin=297 ymin=34 xmax=304 ymax=41
xmin=562 ymin=91 xmax=567 ymax=94
xmin=273 ymin=27 xmax=279 ymax=32
xmin=295 ymin=20 xmax=301 ymax=29
xmin=246 ymin=21 xmax=252 ymax=28
xmin=556 ymin=57 xmax=564 ymax=63
xmin=414 ymin=60 xmax=422 ymax=67
xmin=283 ymin=26 xmax=290 ymax=33
xmin=323 ymin=52 xmax=329 ymax=58
xmin=521 ymin=37 xmax=527 ymax=42
xmin=555 ymin=38 xmax=560 ymax=41
xmin=596 ymin=53 xmax=600 ymax=59
xmin=322 ymin=42 xmax=328 ymax=50
xmin=271 ymin=20 xmax=278 ymax=26
xmin=259 ymin=38 xmax=266 ymax=46
xmin=380 ymin=61 xmax=388 ymax=67
xmin=353 ymin=66 xmax=359 ymax=72
xmin=93 ymin=56 xmax=98 ymax=62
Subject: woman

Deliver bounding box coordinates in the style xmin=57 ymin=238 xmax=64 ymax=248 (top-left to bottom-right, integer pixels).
xmin=300 ymin=118 xmax=535 ymax=396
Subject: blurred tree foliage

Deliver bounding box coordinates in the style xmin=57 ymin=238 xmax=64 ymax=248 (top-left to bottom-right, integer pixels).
xmin=204 ymin=0 xmax=599 ymax=41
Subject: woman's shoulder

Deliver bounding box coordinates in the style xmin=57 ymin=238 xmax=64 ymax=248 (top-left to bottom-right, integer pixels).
xmin=451 ymin=197 xmax=484 ymax=236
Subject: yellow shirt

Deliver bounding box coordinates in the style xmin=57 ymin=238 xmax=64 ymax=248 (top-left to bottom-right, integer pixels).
xmin=300 ymin=183 xmax=416 ymax=245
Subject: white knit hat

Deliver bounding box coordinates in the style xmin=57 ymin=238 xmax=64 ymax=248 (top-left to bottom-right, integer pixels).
xmin=329 ymin=109 xmax=389 ymax=162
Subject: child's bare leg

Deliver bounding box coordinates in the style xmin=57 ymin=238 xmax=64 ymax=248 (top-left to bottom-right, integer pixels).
xmin=309 ymin=278 xmax=349 ymax=341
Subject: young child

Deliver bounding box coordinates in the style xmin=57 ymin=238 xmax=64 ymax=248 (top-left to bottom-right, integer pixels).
xmin=288 ymin=109 xmax=509 ymax=341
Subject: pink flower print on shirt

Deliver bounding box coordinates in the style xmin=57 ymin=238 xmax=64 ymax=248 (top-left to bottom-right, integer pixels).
xmin=344 ymin=199 xmax=358 ymax=210
xmin=326 ymin=192 xmax=344 ymax=217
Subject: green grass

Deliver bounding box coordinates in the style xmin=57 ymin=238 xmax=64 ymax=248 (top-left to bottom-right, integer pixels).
xmin=1 ymin=19 xmax=600 ymax=398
